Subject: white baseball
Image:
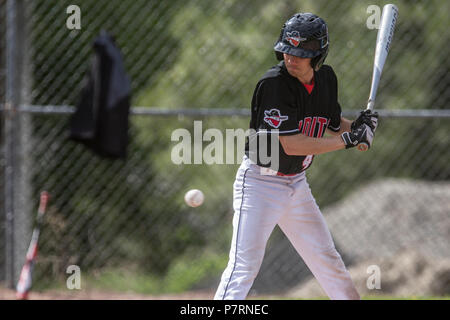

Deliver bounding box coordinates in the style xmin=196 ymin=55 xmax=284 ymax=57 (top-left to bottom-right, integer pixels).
xmin=184 ymin=189 xmax=204 ymax=207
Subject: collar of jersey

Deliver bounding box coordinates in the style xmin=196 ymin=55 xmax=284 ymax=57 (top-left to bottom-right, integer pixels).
xmin=279 ymin=61 xmax=315 ymax=94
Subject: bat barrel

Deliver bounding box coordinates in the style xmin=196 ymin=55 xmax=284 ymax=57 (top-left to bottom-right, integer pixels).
xmin=366 ymin=4 xmax=398 ymax=112
xmin=360 ymin=4 xmax=398 ymax=151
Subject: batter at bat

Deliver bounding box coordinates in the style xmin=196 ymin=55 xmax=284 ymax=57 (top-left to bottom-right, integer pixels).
xmin=214 ymin=13 xmax=378 ymax=300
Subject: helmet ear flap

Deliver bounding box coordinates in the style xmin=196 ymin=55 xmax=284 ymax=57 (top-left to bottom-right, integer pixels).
xmin=275 ymin=51 xmax=284 ymax=61
xmin=311 ymin=47 xmax=328 ymax=70
xmin=274 ymin=24 xmax=286 ymax=61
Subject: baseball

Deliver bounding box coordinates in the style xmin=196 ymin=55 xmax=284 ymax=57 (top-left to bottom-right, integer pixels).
xmin=184 ymin=189 xmax=204 ymax=207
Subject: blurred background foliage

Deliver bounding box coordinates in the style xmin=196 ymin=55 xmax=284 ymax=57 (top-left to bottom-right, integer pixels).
xmin=31 ymin=0 xmax=450 ymax=111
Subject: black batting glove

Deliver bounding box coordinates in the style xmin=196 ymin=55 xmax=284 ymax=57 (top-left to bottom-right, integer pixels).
xmin=341 ymin=123 xmax=375 ymax=149
xmin=351 ymin=110 xmax=379 ymax=132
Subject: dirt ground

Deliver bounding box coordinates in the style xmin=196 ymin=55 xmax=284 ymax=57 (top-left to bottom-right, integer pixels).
xmin=0 ymin=286 xmax=216 ymax=300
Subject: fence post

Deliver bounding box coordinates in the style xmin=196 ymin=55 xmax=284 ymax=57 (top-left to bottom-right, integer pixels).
xmin=4 ymin=0 xmax=32 ymax=289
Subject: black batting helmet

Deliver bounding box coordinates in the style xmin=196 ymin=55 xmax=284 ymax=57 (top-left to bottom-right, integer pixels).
xmin=274 ymin=13 xmax=329 ymax=71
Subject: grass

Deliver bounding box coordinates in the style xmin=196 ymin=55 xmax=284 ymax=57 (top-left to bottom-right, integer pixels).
xmin=34 ymin=271 xmax=450 ymax=300
xmin=41 ymin=251 xmax=230 ymax=295
xmin=30 ymin=249 xmax=450 ymax=300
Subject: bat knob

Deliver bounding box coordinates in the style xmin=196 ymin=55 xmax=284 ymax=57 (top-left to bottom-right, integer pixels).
xmin=357 ymin=143 xmax=369 ymax=152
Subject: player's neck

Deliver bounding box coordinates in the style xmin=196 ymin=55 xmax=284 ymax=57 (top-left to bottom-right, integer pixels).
xmin=296 ymin=69 xmax=314 ymax=85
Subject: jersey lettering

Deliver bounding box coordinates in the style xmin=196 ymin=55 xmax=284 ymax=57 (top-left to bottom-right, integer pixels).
xmin=302 ymin=117 xmax=312 ymax=135
xmin=309 ymin=117 xmax=317 ymax=136
xmin=299 ymin=116 xmax=328 ymax=138
xmin=317 ymin=117 xmax=328 ymax=137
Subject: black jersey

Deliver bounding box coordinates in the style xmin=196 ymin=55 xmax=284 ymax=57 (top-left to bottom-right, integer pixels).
xmin=245 ymin=61 xmax=342 ymax=175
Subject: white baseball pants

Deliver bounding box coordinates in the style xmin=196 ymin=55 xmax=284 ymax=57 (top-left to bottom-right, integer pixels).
xmin=214 ymin=156 xmax=359 ymax=300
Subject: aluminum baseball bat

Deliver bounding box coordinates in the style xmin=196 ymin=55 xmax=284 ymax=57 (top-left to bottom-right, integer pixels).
xmin=16 ymin=191 xmax=50 ymax=300
xmin=358 ymin=4 xmax=398 ymax=151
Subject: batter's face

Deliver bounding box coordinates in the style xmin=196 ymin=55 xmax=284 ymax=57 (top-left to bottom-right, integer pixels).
xmin=283 ymin=53 xmax=313 ymax=82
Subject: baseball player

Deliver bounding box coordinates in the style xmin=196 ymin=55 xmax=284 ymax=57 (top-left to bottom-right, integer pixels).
xmin=214 ymin=13 xmax=378 ymax=300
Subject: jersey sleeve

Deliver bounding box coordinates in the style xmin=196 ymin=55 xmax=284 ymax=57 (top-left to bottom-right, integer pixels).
xmin=254 ymin=78 xmax=299 ymax=135
xmin=327 ymin=102 xmax=342 ymax=132
xmin=326 ymin=67 xmax=342 ymax=133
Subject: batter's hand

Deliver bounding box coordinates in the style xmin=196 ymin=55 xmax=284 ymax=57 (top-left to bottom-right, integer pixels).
xmin=341 ymin=123 xmax=374 ymax=149
xmin=351 ymin=110 xmax=379 ymax=132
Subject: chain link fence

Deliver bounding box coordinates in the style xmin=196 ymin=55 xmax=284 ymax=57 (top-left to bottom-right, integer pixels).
xmin=1 ymin=0 xmax=449 ymax=298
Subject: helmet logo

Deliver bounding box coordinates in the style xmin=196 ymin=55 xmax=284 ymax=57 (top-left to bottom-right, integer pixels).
xmin=285 ymin=31 xmax=306 ymax=47
xmin=264 ymin=109 xmax=289 ymax=129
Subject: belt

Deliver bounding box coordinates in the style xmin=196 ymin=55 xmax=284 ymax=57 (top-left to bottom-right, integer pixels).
xmin=276 ymin=172 xmax=297 ymax=177
xmin=259 ymin=167 xmax=298 ymax=177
